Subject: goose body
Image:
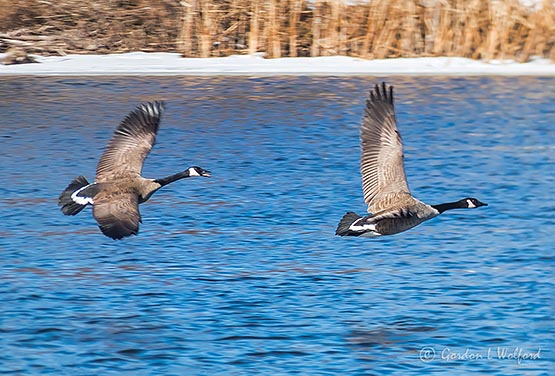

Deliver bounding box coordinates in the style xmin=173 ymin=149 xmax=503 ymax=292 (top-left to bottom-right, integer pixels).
xmin=336 ymin=83 xmax=487 ymax=237
xmin=58 ymin=101 xmax=210 ymax=240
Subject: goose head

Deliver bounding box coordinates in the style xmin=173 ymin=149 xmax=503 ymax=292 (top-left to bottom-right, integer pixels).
xmin=461 ymin=198 xmax=487 ymax=208
xmin=188 ymin=166 xmax=211 ymax=177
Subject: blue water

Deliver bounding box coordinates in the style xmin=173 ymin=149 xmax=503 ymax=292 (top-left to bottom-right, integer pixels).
xmin=0 ymin=76 xmax=553 ymax=375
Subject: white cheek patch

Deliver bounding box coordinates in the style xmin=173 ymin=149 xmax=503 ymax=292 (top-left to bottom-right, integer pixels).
xmin=466 ymin=199 xmax=476 ymax=208
xmin=71 ymin=186 xmax=94 ymax=205
xmin=188 ymin=167 xmax=201 ymax=177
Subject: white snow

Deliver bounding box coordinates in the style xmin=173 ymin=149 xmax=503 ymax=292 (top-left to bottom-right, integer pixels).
xmin=0 ymin=52 xmax=554 ymax=76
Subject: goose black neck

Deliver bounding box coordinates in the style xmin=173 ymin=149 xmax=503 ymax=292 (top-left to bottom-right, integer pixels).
xmin=154 ymin=170 xmax=190 ymax=187
xmin=431 ymin=201 xmax=466 ymax=214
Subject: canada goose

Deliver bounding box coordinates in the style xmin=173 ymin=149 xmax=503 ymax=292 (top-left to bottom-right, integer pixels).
xmin=336 ymin=83 xmax=487 ymax=237
xmin=58 ymin=101 xmax=211 ymax=239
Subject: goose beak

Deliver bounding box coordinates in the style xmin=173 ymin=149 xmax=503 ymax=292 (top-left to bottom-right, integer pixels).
xmin=201 ymin=169 xmax=211 ymax=178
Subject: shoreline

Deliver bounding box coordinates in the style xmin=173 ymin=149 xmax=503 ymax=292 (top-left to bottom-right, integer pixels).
xmin=1 ymin=52 xmax=554 ymax=77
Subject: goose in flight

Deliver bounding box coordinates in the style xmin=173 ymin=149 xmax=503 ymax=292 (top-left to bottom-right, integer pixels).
xmin=336 ymin=83 xmax=487 ymax=237
xmin=58 ymin=101 xmax=211 ymax=239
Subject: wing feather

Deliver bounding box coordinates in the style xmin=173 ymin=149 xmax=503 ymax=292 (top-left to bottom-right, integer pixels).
xmin=93 ymin=192 xmax=141 ymax=240
xmin=96 ymin=101 xmax=165 ymax=182
xmin=360 ymin=83 xmax=410 ymax=213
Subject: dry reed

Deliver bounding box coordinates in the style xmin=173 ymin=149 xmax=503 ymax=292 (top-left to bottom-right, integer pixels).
xmin=1 ymin=0 xmax=553 ymax=62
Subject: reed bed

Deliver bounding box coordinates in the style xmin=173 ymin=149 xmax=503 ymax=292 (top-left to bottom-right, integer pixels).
xmin=1 ymin=0 xmax=553 ymax=62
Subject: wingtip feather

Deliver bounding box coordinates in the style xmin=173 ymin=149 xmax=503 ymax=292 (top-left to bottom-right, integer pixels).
xmin=369 ymin=82 xmax=394 ymax=106
xmin=138 ymin=101 xmax=165 ymax=119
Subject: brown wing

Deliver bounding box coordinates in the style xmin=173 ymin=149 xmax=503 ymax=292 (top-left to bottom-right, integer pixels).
xmin=93 ymin=192 xmax=141 ymax=240
xmin=360 ymin=83 xmax=410 ymax=213
xmin=96 ymin=101 xmax=165 ymax=182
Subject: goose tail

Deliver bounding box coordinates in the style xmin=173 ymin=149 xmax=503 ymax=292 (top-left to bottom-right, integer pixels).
xmin=58 ymin=176 xmax=90 ymax=216
xmin=335 ymin=211 xmax=363 ymax=236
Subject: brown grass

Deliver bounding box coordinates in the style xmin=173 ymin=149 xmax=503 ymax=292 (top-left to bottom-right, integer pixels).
xmin=1 ymin=0 xmax=553 ymax=62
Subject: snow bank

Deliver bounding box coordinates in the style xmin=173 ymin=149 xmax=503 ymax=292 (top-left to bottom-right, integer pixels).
xmin=1 ymin=52 xmax=554 ymax=76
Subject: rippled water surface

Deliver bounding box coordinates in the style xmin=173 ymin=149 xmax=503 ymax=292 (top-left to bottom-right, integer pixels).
xmin=1 ymin=76 xmax=554 ymax=375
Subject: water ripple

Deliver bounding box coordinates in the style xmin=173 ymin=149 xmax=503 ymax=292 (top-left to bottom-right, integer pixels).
xmin=0 ymin=76 xmax=553 ymax=375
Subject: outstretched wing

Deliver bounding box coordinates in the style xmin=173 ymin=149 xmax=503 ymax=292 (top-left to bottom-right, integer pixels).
xmin=96 ymin=101 xmax=165 ymax=182
xmin=360 ymin=83 xmax=410 ymax=213
xmin=92 ymin=192 xmax=141 ymax=240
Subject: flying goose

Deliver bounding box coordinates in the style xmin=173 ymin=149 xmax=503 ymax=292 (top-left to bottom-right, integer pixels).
xmin=336 ymin=83 xmax=487 ymax=237
xmin=58 ymin=101 xmax=211 ymax=239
